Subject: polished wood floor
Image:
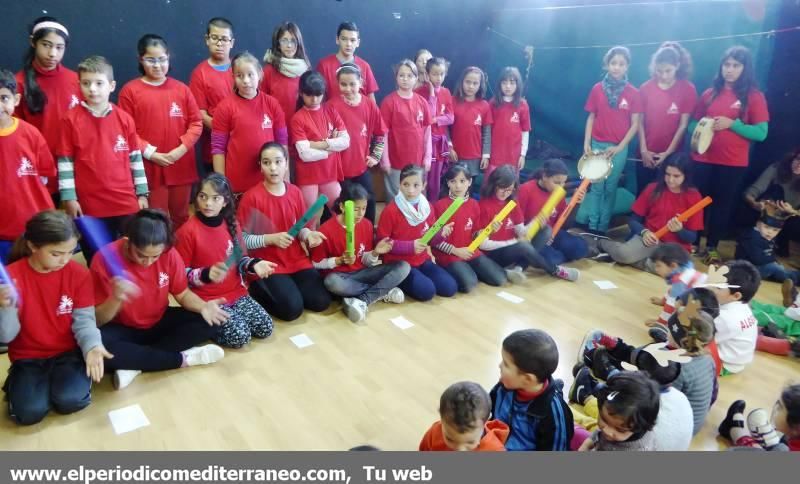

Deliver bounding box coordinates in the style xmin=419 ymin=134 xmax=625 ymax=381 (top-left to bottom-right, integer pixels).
xmin=1 ymin=252 xmax=798 ymax=450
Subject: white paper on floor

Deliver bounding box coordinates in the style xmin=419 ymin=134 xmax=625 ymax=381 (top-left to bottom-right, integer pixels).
xmin=593 ymin=280 xmax=618 ymax=290
xmin=496 ymin=291 xmax=524 ymax=304
xmin=390 ymin=316 xmax=415 ymax=329
xmin=289 ymin=333 xmax=314 ymax=349
xmin=108 ymin=404 xmax=150 ymax=435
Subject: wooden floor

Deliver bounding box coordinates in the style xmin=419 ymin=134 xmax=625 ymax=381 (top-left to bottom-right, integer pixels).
xmin=1 ymin=254 xmax=798 ymax=450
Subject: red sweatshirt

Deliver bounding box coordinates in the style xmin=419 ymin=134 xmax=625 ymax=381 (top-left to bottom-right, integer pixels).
xmin=419 ymin=420 xmax=509 ymax=451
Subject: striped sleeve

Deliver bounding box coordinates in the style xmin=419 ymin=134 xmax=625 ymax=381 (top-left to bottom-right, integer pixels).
xmin=129 ymin=149 xmax=149 ymax=196
xmin=58 ymin=155 xmax=77 ymax=201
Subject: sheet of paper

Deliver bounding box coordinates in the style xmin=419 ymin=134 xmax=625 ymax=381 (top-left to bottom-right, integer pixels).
xmin=108 ymin=404 xmax=150 ymax=435
xmin=289 ymin=333 xmax=314 ymax=349
xmin=496 ymin=291 xmax=524 ymax=304
xmin=390 ymin=316 xmax=415 ymax=330
xmin=593 ymin=280 xmax=618 ymax=290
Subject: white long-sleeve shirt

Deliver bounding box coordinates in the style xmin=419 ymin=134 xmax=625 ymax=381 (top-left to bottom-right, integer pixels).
xmin=714 ymin=301 xmax=758 ymax=373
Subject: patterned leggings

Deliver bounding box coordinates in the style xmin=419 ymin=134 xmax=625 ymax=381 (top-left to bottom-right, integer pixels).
xmin=214 ymin=296 xmax=274 ymax=349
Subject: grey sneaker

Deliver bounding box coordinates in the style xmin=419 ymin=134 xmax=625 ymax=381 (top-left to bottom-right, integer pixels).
xmin=343 ymin=297 xmax=368 ymax=324
xmin=380 ymin=287 xmax=405 ymax=304
xmin=553 ymin=265 xmax=580 ymax=282
xmin=505 ymin=266 xmax=527 ymax=284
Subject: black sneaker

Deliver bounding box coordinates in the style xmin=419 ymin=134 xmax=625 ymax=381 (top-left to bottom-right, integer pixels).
xmin=569 ymin=365 xmax=596 ymax=405
xmin=762 ymin=322 xmax=787 ymax=340
xmin=591 ymin=347 xmax=621 ymax=381
xmin=648 ymin=325 xmax=669 ymax=343
xmin=718 ymin=400 xmax=747 ymax=442
xmin=791 ymin=339 xmax=800 ymax=358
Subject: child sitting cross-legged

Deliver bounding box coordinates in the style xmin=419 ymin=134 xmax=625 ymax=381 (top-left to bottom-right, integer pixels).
xmin=735 ymin=202 xmax=799 ymax=288
xmin=718 ymin=383 xmax=800 ymax=451
xmin=419 ymin=381 xmax=509 ymax=451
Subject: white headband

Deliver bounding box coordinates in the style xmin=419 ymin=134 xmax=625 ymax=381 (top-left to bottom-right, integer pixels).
xmin=32 ymin=21 xmax=69 ymax=37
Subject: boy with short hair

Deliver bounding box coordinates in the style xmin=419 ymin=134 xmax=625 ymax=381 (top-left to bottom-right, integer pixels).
xmin=489 ymin=329 xmax=573 ymax=451
xmin=735 ymin=204 xmax=798 ymax=286
xmin=710 ymin=261 xmax=761 ymax=374
xmin=419 ymin=381 xmax=509 ymax=451
xmin=315 ymin=21 xmax=379 ymax=101
xmin=58 ymin=55 xmax=148 ymax=261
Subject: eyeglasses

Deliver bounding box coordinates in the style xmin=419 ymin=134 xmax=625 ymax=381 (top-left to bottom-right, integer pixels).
xmin=142 ymin=56 xmax=169 ymax=66
xmin=279 ymin=38 xmax=297 ymax=47
xmin=497 ymin=186 xmax=515 ymax=194
xmin=208 ymin=35 xmax=232 ymax=45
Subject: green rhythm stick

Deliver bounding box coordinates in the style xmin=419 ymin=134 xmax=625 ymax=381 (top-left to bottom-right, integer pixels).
xmin=288 ymin=195 xmax=329 ymax=237
xmin=224 ymin=240 xmax=244 ymax=271
xmin=344 ymin=200 xmax=355 ymax=257
xmin=420 ymin=197 xmax=464 ymax=244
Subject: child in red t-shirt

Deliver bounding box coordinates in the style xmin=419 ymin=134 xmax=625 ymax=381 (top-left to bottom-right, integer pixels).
xmin=377 ymin=165 xmax=457 ymax=301
xmin=518 ymin=159 xmax=588 ymax=265
xmin=415 ymin=57 xmax=454 ymax=201
xmin=16 ymin=17 xmax=81 ymax=198
xmin=0 ymin=70 xmax=55 ymax=263
xmin=237 ymin=142 xmax=332 ymax=322
xmin=479 ymin=166 xmax=580 ymax=282
xmin=176 ymin=174 xmax=276 ymax=348
xmin=580 ymin=46 xmax=642 ymax=234
xmin=380 ymin=60 xmax=432 ymax=198
xmin=119 ymin=34 xmax=202 ymax=229
xmin=211 ymin=52 xmax=288 ymax=195
xmin=290 ymin=71 xmax=349 ymax=224
xmin=327 ymin=63 xmax=387 ymax=223
xmin=489 ymin=67 xmax=531 ymax=181
xmin=310 ymin=183 xmax=410 ymax=324
xmin=316 ymin=22 xmax=379 ymax=102
xmin=450 ymin=66 xmax=492 ymax=196
xmin=189 ymin=17 xmax=235 ymax=169
xmin=91 ymin=210 xmax=229 ymax=390
xmin=599 ymin=153 xmax=703 ymax=271
xmin=690 ymin=46 xmax=769 ymax=264
xmin=0 ymin=211 xmax=109 ymax=425
xmin=262 ymin=22 xmax=311 ymax=130
xmin=433 ymin=163 xmax=506 ymax=293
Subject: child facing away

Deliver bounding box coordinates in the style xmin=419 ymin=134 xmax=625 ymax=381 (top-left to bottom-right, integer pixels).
xmin=311 ymin=182 xmax=410 ymax=324
xmin=420 ymin=381 xmax=509 ymax=451
xmin=316 ymin=21 xmax=379 ymax=101
xmin=719 ymin=383 xmax=800 ymax=451
xmin=489 ymin=329 xmax=573 ymax=451
xmin=489 ymin=66 xmax=531 ymax=178
xmin=710 ymin=260 xmax=761 ymax=375
xmin=57 ymin=55 xmax=149 ymax=262
xmin=647 ymin=243 xmax=707 ymax=341
xmin=735 ymin=203 xmax=798 ymax=286
xmin=0 ymin=211 xmax=111 ymax=425
xmin=415 ymin=57 xmax=453 ymax=201
xmin=0 ymin=69 xmax=55 ymax=263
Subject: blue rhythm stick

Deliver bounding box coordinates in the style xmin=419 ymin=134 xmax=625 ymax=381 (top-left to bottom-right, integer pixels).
xmin=287 ymin=195 xmax=329 ymax=237
xmin=0 ymin=259 xmax=19 ymax=303
xmin=75 ymin=216 xmax=126 ymax=278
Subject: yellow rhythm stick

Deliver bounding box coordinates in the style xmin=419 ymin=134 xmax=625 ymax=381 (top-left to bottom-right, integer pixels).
xmin=526 ymin=185 xmax=566 ymax=239
xmin=468 ymin=200 xmax=517 ymax=251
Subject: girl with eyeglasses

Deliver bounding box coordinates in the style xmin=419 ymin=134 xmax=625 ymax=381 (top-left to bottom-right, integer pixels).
xmin=262 ymin=22 xmax=311 ymax=129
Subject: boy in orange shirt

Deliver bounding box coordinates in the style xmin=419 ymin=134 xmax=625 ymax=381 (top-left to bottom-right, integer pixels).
xmin=419 ymin=381 xmax=509 ymax=451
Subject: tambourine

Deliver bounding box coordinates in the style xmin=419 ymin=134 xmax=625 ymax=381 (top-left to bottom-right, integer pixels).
xmin=550 ymin=151 xmax=613 ymax=239
xmin=691 ymin=117 xmax=714 ymax=155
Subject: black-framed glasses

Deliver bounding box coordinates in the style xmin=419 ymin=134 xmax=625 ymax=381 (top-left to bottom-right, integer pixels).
xmin=208 ymin=34 xmax=232 ymax=45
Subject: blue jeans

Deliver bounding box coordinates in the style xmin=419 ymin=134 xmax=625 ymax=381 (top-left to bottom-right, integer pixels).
xmin=484 ymin=241 xmax=557 ymax=275
xmin=399 ymin=260 xmax=458 ymax=301
xmin=4 ymin=350 xmax=91 ymax=425
xmin=535 ymin=228 xmax=588 ymax=266
xmin=444 ymin=255 xmax=507 ymax=293
xmin=577 ymin=140 xmax=629 ymax=233
xmin=758 ymin=262 xmax=800 ymax=285
xmin=323 ymin=262 xmax=411 ymax=305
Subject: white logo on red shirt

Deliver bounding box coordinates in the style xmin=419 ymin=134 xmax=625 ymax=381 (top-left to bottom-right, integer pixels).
xmin=619 ymin=98 xmax=629 ymax=110
xmin=113 ymin=135 xmax=129 ymax=153
xmin=731 ymin=100 xmax=742 ymax=109
xmin=56 ymin=295 xmax=74 ymax=316
xmin=226 ymin=240 xmax=234 ymax=256
xmin=505 ymin=218 xmax=514 ymax=230
xmin=465 ymin=218 xmax=474 ymax=230
xmin=357 ymin=243 xmax=366 ymax=258
xmin=510 ymin=112 xmax=520 ymax=124
xmin=16 ymin=157 xmax=37 ymax=177
xmin=440 ymin=103 xmax=446 ymax=115
xmin=68 ymin=95 xmax=80 ymax=109
xmin=474 ymin=114 xmax=483 ymax=126
xmin=667 ymin=102 xmax=679 ymax=115
xmin=417 ymin=109 xmax=424 ymax=123
xmin=360 ymin=124 xmax=368 ymax=138
xmin=262 ymin=115 xmax=273 ymax=129
xmin=422 ymin=222 xmax=430 ymax=234
xmin=158 ymin=272 xmax=170 ymax=288
xmin=169 ymin=102 xmax=184 ymax=118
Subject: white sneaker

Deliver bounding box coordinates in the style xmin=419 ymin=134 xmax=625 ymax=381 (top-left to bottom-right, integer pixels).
xmin=182 ymin=344 xmax=225 ymax=367
xmin=380 ymin=287 xmax=405 ymax=304
xmin=113 ymin=369 xmax=142 ymax=390
xmin=505 ymin=266 xmax=527 ymax=284
xmin=553 ymin=265 xmax=580 ymax=282
xmin=343 ymin=297 xmax=368 ymax=324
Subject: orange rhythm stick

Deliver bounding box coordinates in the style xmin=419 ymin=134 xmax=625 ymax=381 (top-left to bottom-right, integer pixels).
xmin=550 ymin=178 xmax=590 ymax=240
xmin=653 ymin=196 xmax=712 ymax=239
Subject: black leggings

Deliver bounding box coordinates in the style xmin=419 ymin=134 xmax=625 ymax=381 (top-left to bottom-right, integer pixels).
xmin=343 ymin=171 xmax=377 ymax=223
xmin=78 ymin=215 xmax=130 ymax=265
xmin=693 ymin=162 xmax=747 ymax=248
xmin=248 ymin=268 xmax=332 ymax=321
xmin=101 ymin=307 xmax=218 ymax=372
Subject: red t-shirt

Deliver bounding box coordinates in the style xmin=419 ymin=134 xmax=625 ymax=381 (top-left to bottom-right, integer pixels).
xmin=311 ymin=216 xmax=375 ymax=274
xmin=480 ymin=196 xmax=523 ymax=241
xmin=639 ymin=79 xmax=697 ymax=154
xmin=316 ymin=54 xmax=379 ymax=99
xmin=175 ymin=216 xmax=248 ymax=303
xmin=517 ymin=180 xmax=567 ymax=226
xmin=236 ymin=183 xmax=313 ymax=275
xmin=6 ymin=260 xmax=92 ymax=362
xmin=212 ymin=92 xmax=287 ymax=193
xmin=0 ymin=119 xmax=56 ymax=240
xmin=327 ymin=96 xmax=387 ymax=178
xmin=91 ymin=239 xmax=188 ymax=330
xmin=57 ymin=104 xmax=142 ymax=218
xmin=415 ymin=85 xmax=454 ymax=138
xmin=432 ymin=197 xmax=481 ymax=266
xmin=290 ymin=105 xmax=346 ymax=185
xmin=118 ymin=78 xmax=202 ymax=187
xmin=376 ymin=201 xmax=435 ymax=267
xmin=490 ymin=99 xmax=532 ymax=166
xmin=451 ymin=99 xmax=493 ymax=160
xmin=691 ymin=87 xmax=769 ymax=167
xmin=631 ymin=183 xmax=704 ymax=249
xmin=380 ymin=92 xmax=432 ymax=169
xmin=189 ymin=60 xmax=233 ymax=116
xmin=585 ymin=82 xmax=643 ymax=144
xmin=261 ymin=64 xmax=301 ymax=127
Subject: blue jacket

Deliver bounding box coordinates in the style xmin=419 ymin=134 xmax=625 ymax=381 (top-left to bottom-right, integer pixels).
xmin=735 ymin=227 xmax=776 ymax=267
xmin=489 ymin=378 xmax=573 ymax=451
